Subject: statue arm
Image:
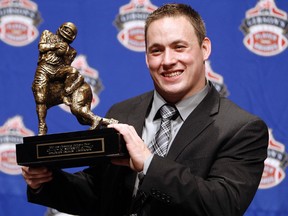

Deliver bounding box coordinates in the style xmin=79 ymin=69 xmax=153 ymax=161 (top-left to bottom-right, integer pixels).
xmin=38 ymin=30 xmax=68 ymax=55
xmin=38 ymin=30 xmax=56 ymax=53
xmin=64 ymin=47 xmax=77 ymax=65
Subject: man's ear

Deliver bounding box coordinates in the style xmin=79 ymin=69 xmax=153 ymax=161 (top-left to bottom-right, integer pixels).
xmin=202 ymin=37 xmax=211 ymax=61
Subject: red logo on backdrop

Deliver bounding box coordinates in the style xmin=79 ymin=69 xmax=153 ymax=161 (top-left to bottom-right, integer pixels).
xmin=0 ymin=0 xmax=42 ymax=46
xmin=59 ymin=55 xmax=103 ymax=113
xmin=259 ymin=129 xmax=288 ymax=189
xmin=114 ymin=0 xmax=157 ymax=52
xmin=205 ymin=61 xmax=229 ymax=97
xmin=0 ymin=116 xmax=34 ymax=175
xmin=240 ymin=0 xmax=288 ymax=56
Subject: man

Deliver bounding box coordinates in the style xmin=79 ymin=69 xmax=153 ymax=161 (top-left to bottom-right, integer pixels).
xmin=22 ymin=3 xmax=268 ymax=216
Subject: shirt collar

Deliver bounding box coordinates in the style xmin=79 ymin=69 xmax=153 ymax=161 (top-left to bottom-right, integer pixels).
xmin=151 ymin=82 xmax=210 ymax=121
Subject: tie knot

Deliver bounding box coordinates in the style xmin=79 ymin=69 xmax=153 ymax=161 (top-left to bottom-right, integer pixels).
xmin=160 ymin=104 xmax=178 ymax=120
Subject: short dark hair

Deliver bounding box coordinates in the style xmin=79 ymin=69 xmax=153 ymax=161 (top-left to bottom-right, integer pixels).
xmin=145 ymin=3 xmax=206 ymax=46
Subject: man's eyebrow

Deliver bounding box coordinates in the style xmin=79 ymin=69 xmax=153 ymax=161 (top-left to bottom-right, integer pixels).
xmin=148 ymin=40 xmax=185 ymax=47
xmin=148 ymin=42 xmax=161 ymax=47
xmin=147 ymin=43 xmax=162 ymax=51
xmin=171 ymin=39 xmax=189 ymax=45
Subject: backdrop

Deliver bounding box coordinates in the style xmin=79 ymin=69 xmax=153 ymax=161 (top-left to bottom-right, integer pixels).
xmin=0 ymin=0 xmax=287 ymax=215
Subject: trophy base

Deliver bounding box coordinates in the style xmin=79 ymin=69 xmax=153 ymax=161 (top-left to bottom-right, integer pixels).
xmin=16 ymin=128 xmax=127 ymax=168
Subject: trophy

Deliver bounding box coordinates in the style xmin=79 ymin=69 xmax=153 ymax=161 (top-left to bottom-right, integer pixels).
xmin=16 ymin=22 xmax=127 ymax=168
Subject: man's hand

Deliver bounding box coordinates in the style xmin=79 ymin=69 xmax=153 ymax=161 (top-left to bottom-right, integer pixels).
xmin=108 ymin=124 xmax=152 ymax=172
xmin=21 ymin=166 xmax=53 ymax=190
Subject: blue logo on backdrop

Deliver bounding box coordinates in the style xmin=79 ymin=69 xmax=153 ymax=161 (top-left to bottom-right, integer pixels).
xmin=0 ymin=116 xmax=34 ymax=175
xmin=114 ymin=0 xmax=157 ymax=52
xmin=205 ymin=61 xmax=229 ymax=97
xmin=240 ymin=0 xmax=288 ymax=56
xmin=0 ymin=0 xmax=42 ymax=46
xmin=259 ymin=129 xmax=288 ymax=189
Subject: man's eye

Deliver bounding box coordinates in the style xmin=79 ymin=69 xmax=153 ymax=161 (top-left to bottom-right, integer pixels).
xmin=175 ymin=46 xmax=185 ymax=50
xmin=150 ymin=49 xmax=161 ymax=54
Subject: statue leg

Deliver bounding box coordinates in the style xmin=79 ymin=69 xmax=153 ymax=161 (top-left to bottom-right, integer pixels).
xmin=70 ymin=104 xmax=102 ymax=129
xmin=58 ymin=66 xmax=84 ymax=106
xmin=32 ymin=67 xmax=49 ymax=135
xmin=36 ymin=103 xmax=48 ymax=135
xmin=70 ymin=83 xmax=118 ymax=129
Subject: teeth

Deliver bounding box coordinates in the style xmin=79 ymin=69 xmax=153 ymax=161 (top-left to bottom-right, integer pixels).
xmin=164 ymin=71 xmax=182 ymax=77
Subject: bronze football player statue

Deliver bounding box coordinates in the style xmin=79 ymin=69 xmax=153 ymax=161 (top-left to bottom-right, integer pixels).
xmin=32 ymin=22 xmax=117 ymax=135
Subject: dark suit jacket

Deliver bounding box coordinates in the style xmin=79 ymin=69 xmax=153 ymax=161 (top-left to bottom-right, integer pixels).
xmin=27 ymin=85 xmax=268 ymax=216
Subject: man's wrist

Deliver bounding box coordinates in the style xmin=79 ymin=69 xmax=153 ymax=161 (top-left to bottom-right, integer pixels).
xmin=28 ymin=185 xmax=43 ymax=194
xmin=142 ymin=154 xmax=154 ymax=175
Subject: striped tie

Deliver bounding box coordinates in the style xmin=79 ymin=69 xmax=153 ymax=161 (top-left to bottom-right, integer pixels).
xmin=149 ymin=104 xmax=178 ymax=157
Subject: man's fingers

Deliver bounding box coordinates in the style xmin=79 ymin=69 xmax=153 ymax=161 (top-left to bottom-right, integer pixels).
xmin=21 ymin=166 xmax=53 ymax=190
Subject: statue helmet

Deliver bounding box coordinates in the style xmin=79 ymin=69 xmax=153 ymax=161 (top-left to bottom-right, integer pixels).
xmin=58 ymin=22 xmax=77 ymax=42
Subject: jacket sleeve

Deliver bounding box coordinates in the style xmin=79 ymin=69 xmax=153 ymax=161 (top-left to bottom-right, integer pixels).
xmin=27 ymin=168 xmax=101 ymax=215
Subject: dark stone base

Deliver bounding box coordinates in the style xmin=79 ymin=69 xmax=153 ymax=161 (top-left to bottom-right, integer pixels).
xmin=16 ymin=128 xmax=127 ymax=168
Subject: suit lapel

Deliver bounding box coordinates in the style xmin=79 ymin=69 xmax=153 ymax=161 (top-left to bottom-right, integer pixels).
xmin=167 ymin=86 xmax=220 ymax=160
xmin=126 ymin=91 xmax=154 ymax=136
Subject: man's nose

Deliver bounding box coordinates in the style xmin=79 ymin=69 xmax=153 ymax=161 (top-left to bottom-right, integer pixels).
xmin=162 ymin=50 xmax=177 ymax=66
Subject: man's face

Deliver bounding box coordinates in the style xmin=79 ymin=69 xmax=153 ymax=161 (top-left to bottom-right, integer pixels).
xmin=145 ymin=16 xmax=211 ymax=103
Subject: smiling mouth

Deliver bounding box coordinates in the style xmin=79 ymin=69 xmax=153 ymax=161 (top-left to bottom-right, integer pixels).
xmin=163 ymin=71 xmax=183 ymax=77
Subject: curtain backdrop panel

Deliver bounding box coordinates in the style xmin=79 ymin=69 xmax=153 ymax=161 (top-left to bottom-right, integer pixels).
xmin=0 ymin=0 xmax=287 ymax=215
